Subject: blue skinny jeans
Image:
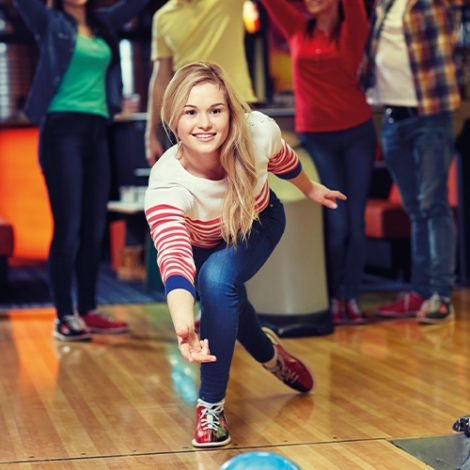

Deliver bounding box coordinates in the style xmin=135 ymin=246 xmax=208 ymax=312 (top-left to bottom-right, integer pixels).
xmin=193 ymin=191 xmax=285 ymax=403
xmin=381 ymin=111 xmax=456 ymax=299
xmin=39 ymin=112 xmax=110 ymax=318
xmin=300 ymin=118 xmax=377 ymax=300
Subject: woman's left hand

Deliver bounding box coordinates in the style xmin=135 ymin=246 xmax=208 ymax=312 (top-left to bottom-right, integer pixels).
xmin=308 ymin=182 xmax=347 ymax=209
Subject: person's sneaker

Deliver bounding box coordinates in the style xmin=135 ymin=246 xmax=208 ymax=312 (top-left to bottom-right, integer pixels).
xmin=81 ymin=310 xmax=129 ymax=334
xmin=331 ymin=298 xmax=344 ymax=325
xmin=194 ymin=307 xmax=202 ymax=332
xmin=192 ymin=398 xmax=231 ymax=448
xmin=344 ymin=299 xmax=367 ymax=325
xmin=417 ymin=293 xmax=455 ymax=324
xmin=262 ymin=327 xmax=315 ymax=393
xmin=376 ymin=292 xmax=425 ymax=318
xmin=53 ymin=314 xmax=92 ymax=342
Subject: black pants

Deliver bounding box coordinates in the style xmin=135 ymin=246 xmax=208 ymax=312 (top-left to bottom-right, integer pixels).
xmin=39 ymin=112 xmax=110 ymax=318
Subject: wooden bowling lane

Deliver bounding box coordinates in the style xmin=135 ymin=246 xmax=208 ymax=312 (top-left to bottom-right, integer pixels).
xmin=0 ymin=288 xmax=469 ymax=468
xmin=0 ymin=440 xmax=431 ymax=469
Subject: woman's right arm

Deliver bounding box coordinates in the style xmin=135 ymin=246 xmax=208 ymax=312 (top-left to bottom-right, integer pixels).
xmin=145 ymin=186 xmax=216 ymax=363
xmin=167 ymin=289 xmax=216 ymax=363
xmin=258 ymin=0 xmax=304 ymax=39
xmin=13 ymin=0 xmax=48 ymax=37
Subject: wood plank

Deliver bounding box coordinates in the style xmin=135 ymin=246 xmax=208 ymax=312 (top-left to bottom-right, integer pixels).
xmin=0 ymin=441 xmax=431 ymax=469
xmin=0 ymin=289 xmax=468 ymax=465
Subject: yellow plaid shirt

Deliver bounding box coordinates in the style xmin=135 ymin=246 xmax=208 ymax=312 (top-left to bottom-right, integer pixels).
xmin=360 ymin=0 xmax=466 ymax=115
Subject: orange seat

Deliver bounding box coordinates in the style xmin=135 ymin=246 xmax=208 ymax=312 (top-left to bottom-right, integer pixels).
xmin=365 ymin=159 xmax=458 ymax=239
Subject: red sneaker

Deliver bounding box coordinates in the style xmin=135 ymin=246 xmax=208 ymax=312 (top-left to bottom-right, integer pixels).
xmin=192 ymin=399 xmax=231 ymax=448
xmin=376 ymin=292 xmax=425 ymax=318
xmin=344 ymin=299 xmax=367 ymax=325
xmin=82 ymin=310 xmax=129 ymax=334
xmin=331 ymin=298 xmax=344 ymax=325
xmin=262 ymin=327 xmax=315 ymax=393
xmin=194 ymin=308 xmax=201 ymax=332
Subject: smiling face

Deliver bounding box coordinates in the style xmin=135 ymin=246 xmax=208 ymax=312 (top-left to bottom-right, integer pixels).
xmin=177 ymin=81 xmax=230 ymax=166
xmin=304 ymin=0 xmax=339 ymax=16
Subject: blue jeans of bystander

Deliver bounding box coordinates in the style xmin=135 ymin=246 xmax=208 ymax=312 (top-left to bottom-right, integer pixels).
xmin=300 ymin=118 xmax=377 ymax=300
xmin=381 ymin=110 xmax=456 ymax=298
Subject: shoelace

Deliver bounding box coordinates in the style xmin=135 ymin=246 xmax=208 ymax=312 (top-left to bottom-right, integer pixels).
xmin=271 ymin=355 xmax=299 ymax=384
xmin=90 ymin=310 xmax=114 ymax=322
xmin=428 ymin=293 xmax=442 ymax=312
xmin=331 ymin=298 xmax=341 ymax=311
xmin=347 ymin=299 xmax=362 ymax=315
xmin=198 ymin=400 xmax=224 ymax=432
xmin=63 ymin=314 xmax=86 ymax=331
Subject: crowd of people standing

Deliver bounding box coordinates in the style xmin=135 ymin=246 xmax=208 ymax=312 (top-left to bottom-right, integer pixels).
xmin=13 ymin=0 xmax=466 ymax=450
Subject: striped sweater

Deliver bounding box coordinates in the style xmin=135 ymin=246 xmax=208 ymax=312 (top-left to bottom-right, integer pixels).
xmin=144 ymin=111 xmax=302 ymax=298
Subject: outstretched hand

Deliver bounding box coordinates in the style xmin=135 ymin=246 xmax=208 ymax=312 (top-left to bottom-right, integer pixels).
xmin=308 ymin=182 xmax=347 ymax=209
xmin=176 ymin=326 xmax=217 ymax=363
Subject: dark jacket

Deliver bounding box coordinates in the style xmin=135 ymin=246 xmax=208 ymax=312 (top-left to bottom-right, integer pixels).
xmin=13 ymin=0 xmax=149 ymax=125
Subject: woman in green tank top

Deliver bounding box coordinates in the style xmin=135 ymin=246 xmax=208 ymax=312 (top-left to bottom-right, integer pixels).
xmin=14 ymin=0 xmax=150 ymax=340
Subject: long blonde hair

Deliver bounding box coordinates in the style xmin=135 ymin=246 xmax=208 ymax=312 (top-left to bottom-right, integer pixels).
xmin=161 ymin=62 xmax=258 ymax=246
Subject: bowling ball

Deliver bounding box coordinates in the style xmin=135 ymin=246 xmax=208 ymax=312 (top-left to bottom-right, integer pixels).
xmin=219 ymin=451 xmax=301 ymax=470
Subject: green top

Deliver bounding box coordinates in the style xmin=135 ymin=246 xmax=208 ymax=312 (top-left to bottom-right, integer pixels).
xmin=48 ymin=34 xmax=111 ymax=118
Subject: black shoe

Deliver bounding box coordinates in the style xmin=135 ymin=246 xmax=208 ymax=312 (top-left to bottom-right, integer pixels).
xmin=53 ymin=314 xmax=92 ymax=341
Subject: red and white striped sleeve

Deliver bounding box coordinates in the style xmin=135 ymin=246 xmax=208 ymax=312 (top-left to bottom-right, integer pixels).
xmin=268 ymin=139 xmax=302 ymax=180
xmin=145 ymin=190 xmax=197 ymax=298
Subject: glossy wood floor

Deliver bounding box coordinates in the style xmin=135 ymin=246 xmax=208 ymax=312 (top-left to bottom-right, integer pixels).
xmin=0 ymin=289 xmax=469 ymax=469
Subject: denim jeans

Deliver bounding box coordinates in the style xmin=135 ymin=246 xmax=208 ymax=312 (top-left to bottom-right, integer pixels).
xmin=193 ymin=191 xmax=285 ymax=403
xmin=381 ymin=111 xmax=456 ymax=299
xmin=39 ymin=112 xmax=111 ymax=317
xmin=300 ymin=119 xmax=377 ymax=300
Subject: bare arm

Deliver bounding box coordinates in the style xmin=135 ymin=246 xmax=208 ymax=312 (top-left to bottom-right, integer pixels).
xmin=289 ymin=170 xmax=347 ymax=209
xmin=145 ymin=57 xmax=173 ymax=166
xmin=167 ymin=289 xmax=216 ymax=363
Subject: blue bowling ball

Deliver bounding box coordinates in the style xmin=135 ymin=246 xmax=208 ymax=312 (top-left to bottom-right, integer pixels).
xmin=219 ymin=451 xmax=302 ymax=470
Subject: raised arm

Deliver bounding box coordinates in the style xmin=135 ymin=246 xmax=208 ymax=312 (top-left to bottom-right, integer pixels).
xmin=145 ymin=57 xmax=173 ymax=166
xmin=258 ymin=0 xmax=305 ymax=39
xmin=339 ymin=0 xmax=370 ymax=71
xmin=100 ymin=0 xmax=151 ymax=31
xmin=13 ymin=0 xmax=49 ymax=38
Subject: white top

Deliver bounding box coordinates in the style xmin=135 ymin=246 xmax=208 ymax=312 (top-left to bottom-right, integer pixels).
xmin=144 ymin=111 xmax=302 ymax=296
xmin=368 ymin=0 xmax=418 ymax=107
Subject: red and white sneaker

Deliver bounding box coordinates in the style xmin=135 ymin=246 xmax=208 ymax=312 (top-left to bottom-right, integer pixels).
xmin=331 ymin=298 xmax=344 ymax=325
xmin=344 ymin=299 xmax=367 ymax=325
xmin=262 ymin=327 xmax=315 ymax=393
xmin=376 ymin=292 xmax=425 ymax=318
xmin=194 ymin=308 xmax=201 ymax=332
xmin=192 ymin=398 xmax=231 ymax=448
xmin=81 ymin=310 xmax=129 ymax=334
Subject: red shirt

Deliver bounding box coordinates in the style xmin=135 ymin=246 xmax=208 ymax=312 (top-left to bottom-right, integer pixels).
xmin=261 ymin=0 xmax=372 ymax=133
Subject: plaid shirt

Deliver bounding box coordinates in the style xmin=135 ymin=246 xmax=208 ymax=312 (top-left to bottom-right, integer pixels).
xmin=360 ymin=0 xmax=465 ymax=115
